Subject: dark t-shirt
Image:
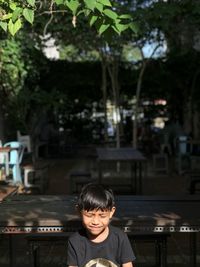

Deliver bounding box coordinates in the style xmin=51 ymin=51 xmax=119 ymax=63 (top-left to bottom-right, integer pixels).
xmin=67 ymin=225 xmax=136 ymax=267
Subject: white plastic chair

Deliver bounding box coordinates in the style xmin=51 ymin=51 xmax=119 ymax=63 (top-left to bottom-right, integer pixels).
xmin=17 ymin=130 xmax=32 ymax=153
xmin=0 ymin=140 xmax=3 ymax=164
xmin=3 ymin=141 xmax=25 ymax=184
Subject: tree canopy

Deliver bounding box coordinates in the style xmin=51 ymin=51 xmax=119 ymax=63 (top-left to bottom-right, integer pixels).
xmin=0 ymin=0 xmax=135 ymax=36
xmin=1 ymin=0 xmax=200 ymax=142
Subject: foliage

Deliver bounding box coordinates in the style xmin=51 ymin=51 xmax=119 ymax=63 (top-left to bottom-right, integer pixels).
xmin=59 ymin=44 xmax=100 ymax=61
xmin=0 ymin=29 xmax=51 ymax=136
xmin=0 ymin=38 xmax=27 ymax=95
xmin=0 ymin=0 xmax=135 ymax=36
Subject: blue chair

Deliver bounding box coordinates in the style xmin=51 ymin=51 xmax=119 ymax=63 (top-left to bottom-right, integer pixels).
xmin=175 ymin=136 xmax=191 ymax=174
xmin=3 ymin=141 xmax=25 ymax=184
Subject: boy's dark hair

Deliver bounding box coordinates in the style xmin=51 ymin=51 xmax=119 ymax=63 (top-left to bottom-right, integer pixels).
xmin=77 ymin=183 xmax=115 ymax=211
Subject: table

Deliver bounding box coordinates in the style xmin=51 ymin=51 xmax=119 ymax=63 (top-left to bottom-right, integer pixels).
xmin=96 ymin=148 xmax=147 ymax=194
xmin=0 ymin=195 xmax=199 ymax=266
xmin=0 ymin=147 xmax=11 ymax=177
xmin=0 ymin=184 xmax=18 ymax=202
xmin=1 ymin=194 xmax=200 ymax=232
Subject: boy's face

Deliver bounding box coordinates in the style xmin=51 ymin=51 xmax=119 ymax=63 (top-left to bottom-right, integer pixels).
xmin=80 ymin=207 xmax=116 ymax=238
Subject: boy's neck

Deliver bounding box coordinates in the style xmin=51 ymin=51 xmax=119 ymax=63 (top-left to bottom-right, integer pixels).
xmin=87 ymin=226 xmax=109 ymax=243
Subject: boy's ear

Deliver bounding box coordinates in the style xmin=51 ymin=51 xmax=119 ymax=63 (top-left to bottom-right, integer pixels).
xmin=110 ymin=206 xmax=116 ymax=218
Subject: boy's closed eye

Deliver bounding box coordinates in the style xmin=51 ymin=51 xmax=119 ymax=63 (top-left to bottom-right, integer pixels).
xmin=100 ymin=215 xmax=107 ymax=218
xmin=82 ymin=211 xmax=110 ymax=217
xmin=84 ymin=213 xmax=93 ymax=218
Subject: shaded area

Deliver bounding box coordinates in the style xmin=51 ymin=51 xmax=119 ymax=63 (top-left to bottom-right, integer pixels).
xmin=0 ymin=151 xmax=200 ymax=266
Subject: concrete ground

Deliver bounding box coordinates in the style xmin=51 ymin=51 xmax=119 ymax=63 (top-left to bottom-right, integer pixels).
xmin=0 ymin=148 xmax=200 ymax=267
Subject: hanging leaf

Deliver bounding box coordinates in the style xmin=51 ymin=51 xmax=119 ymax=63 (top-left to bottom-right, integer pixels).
xmin=97 ymin=0 xmax=111 ymax=7
xmin=10 ymin=2 xmax=17 ymax=11
xmin=95 ymin=2 xmax=103 ymax=13
xmin=27 ymin=0 xmax=35 ymax=7
xmin=8 ymin=19 xmax=15 ymax=35
xmin=12 ymin=7 xmax=22 ymax=22
xmin=111 ymin=25 xmax=120 ymax=34
xmin=84 ymin=0 xmax=96 ymax=11
xmin=66 ymin=0 xmax=80 ymax=15
xmin=0 ymin=21 xmax=7 ymax=32
xmin=83 ymin=9 xmax=91 ymax=16
xmin=115 ymin=23 xmax=129 ymax=33
xmin=129 ymin=22 xmax=139 ymax=33
xmin=103 ymin=9 xmax=118 ymax=20
xmin=119 ymin=14 xmax=132 ymax=19
xmin=23 ymin=8 xmax=34 ymax=24
xmin=8 ymin=18 xmax=21 ymax=35
xmin=14 ymin=18 xmax=22 ymax=32
xmin=99 ymin=23 xmax=109 ymax=34
xmin=77 ymin=9 xmax=85 ymax=16
xmin=90 ymin=15 xmax=98 ymax=26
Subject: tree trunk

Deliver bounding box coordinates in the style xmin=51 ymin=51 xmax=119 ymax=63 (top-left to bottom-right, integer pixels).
xmin=101 ymin=59 xmax=108 ymax=143
xmin=132 ymin=45 xmax=160 ymax=148
xmin=108 ymin=59 xmax=120 ymax=148
xmin=132 ymin=60 xmax=147 ymax=148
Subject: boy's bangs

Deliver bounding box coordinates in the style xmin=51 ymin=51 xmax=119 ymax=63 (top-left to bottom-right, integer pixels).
xmin=83 ymin=194 xmax=112 ymax=211
xmin=77 ymin=183 xmax=115 ymax=211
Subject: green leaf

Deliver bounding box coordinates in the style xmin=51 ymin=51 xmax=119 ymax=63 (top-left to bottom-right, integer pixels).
xmin=10 ymin=2 xmax=17 ymax=11
xmin=12 ymin=7 xmax=22 ymax=22
xmin=76 ymin=9 xmax=85 ymax=16
xmin=95 ymin=2 xmax=103 ymax=13
xmin=90 ymin=15 xmax=98 ymax=26
xmin=27 ymin=0 xmax=35 ymax=7
xmin=84 ymin=0 xmax=96 ymax=11
xmin=0 ymin=21 xmax=7 ymax=32
xmin=55 ymin=0 xmax=64 ymax=4
xmin=83 ymin=9 xmax=91 ymax=16
xmin=115 ymin=23 xmax=129 ymax=33
xmin=103 ymin=9 xmax=118 ymax=20
xmin=111 ymin=25 xmax=120 ymax=34
xmin=97 ymin=0 xmax=111 ymax=7
xmin=1 ymin=13 xmax=12 ymax=20
xmin=23 ymin=8 xmax=34 ymax=24
xmin=99 ymin=23 xmax=109 ymax=34
xmin=66 ymin=0 xmax=80 ymax=15
xmin=129 ymin=22 xmax=139 ymax=33
xmin=119 ymin=14 xmax=132 ymax=19
xmin=8 ymin=18 xmax=21 ymax=35
xmin=14 ymin=18 xmax=21 ymax=32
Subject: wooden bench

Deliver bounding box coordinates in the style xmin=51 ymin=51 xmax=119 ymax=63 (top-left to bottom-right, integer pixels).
xmin=0 ymin=184 xmax=18 ymax=202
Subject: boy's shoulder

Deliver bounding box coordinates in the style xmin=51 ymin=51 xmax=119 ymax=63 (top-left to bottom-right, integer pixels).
xmin=109 ymin=225 xmax=126 ymax=237
xmin=68 ymin=229 xmax=87 ymax=242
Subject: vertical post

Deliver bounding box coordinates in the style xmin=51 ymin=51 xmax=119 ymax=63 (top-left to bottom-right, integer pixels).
xmin=131 ymin=163 xmax=137 ymax=194
xmin=189 ymin=232 xmax=197 ymax=267
xmin=98 ymin=160 xmax=102 ymax=185
xmin=138 ymin=162 xmax=142 ymax=195
xmin=9 ymin=235 xmax=16 ymax=267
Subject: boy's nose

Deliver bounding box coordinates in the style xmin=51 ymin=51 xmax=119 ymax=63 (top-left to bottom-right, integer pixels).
xmin=92 ymin=216 xmax=99 ymax=224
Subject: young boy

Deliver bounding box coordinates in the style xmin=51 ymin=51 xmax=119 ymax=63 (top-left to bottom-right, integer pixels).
xmin=67 ymin=183 xmax=136 ymax=267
